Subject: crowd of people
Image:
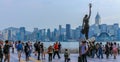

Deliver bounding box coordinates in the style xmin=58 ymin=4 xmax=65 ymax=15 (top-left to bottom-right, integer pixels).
xmin=0 ymin=40 xmax=120 ymax=62
xmin=0 ymin=40 xmax=71 ymax=62
xmin=79 ymin=40 xmax=120 ymax=62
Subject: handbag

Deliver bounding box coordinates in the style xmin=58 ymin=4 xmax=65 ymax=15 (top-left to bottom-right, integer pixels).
xmin=78 ymin=56 xmax=82 ymax=62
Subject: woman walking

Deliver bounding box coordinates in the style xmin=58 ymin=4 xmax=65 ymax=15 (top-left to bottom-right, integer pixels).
xmin=113 ymin=42 xmax=118 ymax=59
xmin=48 ymin=45 xmax=53 ymax=62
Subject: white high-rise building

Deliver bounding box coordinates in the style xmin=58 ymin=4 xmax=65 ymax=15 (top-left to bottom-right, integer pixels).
xmin=92 ymin=12 xmax=101 ymax=36
xmin=95 ymin=12 xmax=101 ymax=26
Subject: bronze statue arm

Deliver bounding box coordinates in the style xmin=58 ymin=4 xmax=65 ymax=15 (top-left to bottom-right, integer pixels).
xmin=88 ymin=3 xmax=92 ymax=19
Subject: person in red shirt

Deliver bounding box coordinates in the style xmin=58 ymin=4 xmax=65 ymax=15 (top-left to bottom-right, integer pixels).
xmin=53 ymin=42 xmax=61 ymax=59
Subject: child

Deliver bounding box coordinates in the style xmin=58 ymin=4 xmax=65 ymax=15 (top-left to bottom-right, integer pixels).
xmin=64 ymin=49 xmax=70 ymax=62
xmin=0 ymin=44 xmax=3 ymax=62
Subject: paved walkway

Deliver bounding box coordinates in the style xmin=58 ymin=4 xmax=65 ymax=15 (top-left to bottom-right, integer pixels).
xmin=8 ymin=52 xmax=120 ymax=62
xmin=2 ymin=48 xmax=120 ymax=62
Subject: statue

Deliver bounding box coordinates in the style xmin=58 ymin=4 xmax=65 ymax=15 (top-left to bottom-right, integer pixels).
xmin=81 ymin=3 xmax=92 ymax=40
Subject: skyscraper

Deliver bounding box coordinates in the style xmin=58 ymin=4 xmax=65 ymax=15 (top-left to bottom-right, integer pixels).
xmin=42 ymin=29 xmax=46 ymax=41
xmin=95 ymin=12 xmax=101 ymax=26
xmin=113 ymin=23 xmax=119 ymax=40
xmin=59 ymin=25 xmax=62 ymax=41
xmin=118 ymin=28 xmax=120 ymax=40
xmin=19 ymin=27 xmax=25 ymax=41
xmin=59 ymin=25 xmax=62 ymax=35
xmin=47 ymin=29 xmax=51 ymax=41
xmin=7 ymin=30 xmax=12 ymax=40
xmin=53 ymin=28 xmax=57 ymax=41
xmin=66 ymin=24 xmax=71 ymax=40
xmin=34 ymin=28 xmax=38 ymax=32
xmin=32 ymin=28 xmax=39 ymax=41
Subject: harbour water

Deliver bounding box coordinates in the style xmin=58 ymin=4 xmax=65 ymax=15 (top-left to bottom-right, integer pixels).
xmin=32 ymin=41 xmax=120 ymax=49
xmin=36 ymin=42 xmax=79 ymax=49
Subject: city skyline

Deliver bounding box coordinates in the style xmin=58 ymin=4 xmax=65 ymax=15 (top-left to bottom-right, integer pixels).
xmin=0 ymin=0 xmax=120 ymax=31
xmin=0 ymin=12 xmax=120 ymax=42
xmin=1 ymin=23 xmax=120 ymax=41
xmin=1 ymin=22 xmax=120 ymax=32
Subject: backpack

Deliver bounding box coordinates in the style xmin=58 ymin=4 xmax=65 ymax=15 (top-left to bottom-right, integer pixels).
xmin=64 ymin=52 xmax=69 ymax=58
xmin=3 ymin=45 xmax=9 ymax=54
xmin=34 ymin=43 xmax=38 ymax=48
xmin=26 ymin=46 xmax=30 ymax=52
xmin=17 ymin=44 xmax=23 ymax=51
xmin=37 ymin=44 xmax=41 ymax=52
xmin=48 ymin=46 xmax=52 ymax=53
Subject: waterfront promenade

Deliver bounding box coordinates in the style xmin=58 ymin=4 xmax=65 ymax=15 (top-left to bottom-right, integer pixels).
xmin=9 ymin=52 xmax=120 ymax=62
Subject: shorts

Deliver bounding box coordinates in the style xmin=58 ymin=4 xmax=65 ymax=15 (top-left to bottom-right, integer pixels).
xmin=4 ymin=54 xmax=10 ymax=60
xmin=18 ymin=50 xmax=22 ymax=55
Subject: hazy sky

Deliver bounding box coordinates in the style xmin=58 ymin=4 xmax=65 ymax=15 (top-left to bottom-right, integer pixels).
xmin=0 ymin=0 xmax=120 ymax=31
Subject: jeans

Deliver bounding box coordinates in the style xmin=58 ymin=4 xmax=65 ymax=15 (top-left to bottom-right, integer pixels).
xmin=92 ymin=50 xmax=95 ymax=58
xmin=48 ymin=53 xmax=52 ymax=62
xmin=106 ymin=51 xmax=109 ymax=59
xmin=38 ymin=52 xmax=40 ymax=60
xmin=29 ymin=50 xmax=32 ymax=57
xmin=0 ymin=58 xmax=2 ymax=62
xmin=25 ymin=52 xmax=29 ymax=61
xmin=81 ymin=54 xmax=87 ymax=62
xmin=98 ymin=50 xmax=103 ymax=59
xmin=53 ymin=51 xmax=60 ymax=59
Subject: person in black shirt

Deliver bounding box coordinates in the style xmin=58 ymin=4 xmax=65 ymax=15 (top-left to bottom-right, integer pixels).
xmin=37 ymin=42 xmax=41 ymax=60
xmin=0 ymin=44 xmax=3 ymax=62
xmin=41 ymin=43 xmax=45 ymax=59
xmin=3 ymin=40 xmax=11 ymax=62
xmin=105 ymin=42 xmax=110 ymax=59
xmin=34 ymin=42 xmax=38 ymax=56
xmin=24 ymin=43 xmax=30 ymax=61
xmin=58 ymin=42 xmax=61 ymax=53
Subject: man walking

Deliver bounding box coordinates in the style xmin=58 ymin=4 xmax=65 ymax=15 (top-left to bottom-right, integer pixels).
xmin=37 ymin=42 xmax=41 ymax=60
xmin=53 ymin=42 xmax=61 ymax=59
xmin=3 ymin=40 xmax=11 ymax=62
xmin=17 ymin=41 xmax=23 ymax=61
